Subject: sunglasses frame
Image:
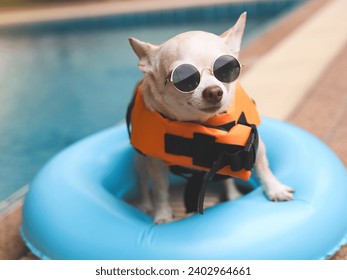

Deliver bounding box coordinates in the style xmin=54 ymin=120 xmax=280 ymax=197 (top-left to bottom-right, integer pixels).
xmin=165 ymin=55 xmax=243 ymax=93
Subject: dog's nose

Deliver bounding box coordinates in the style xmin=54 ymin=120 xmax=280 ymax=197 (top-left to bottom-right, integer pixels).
xmin=202 ymin=86 xmax=223 ymax=104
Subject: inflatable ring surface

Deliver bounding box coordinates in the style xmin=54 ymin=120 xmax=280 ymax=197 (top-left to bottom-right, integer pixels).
xmin=21 ymin=118 xmax=347 ymax=259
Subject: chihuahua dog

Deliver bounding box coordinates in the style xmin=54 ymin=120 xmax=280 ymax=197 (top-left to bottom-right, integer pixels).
xmin=129 ymin=13 xmax=294 ymax=224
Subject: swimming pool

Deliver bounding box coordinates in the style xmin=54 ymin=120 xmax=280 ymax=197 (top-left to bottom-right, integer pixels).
xmin=0 ymin=0 xmax=303 ymax=203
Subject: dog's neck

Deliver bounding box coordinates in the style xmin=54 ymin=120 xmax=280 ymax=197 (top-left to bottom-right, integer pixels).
xmin=140 ymin=78 xmax=177 ymax=120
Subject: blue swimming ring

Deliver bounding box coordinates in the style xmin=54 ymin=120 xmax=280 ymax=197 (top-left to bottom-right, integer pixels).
xmin=21 ymin=117 xmax=347 ymax=259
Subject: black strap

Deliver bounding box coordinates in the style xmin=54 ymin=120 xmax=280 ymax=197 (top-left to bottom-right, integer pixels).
xmin=165 ymin=126 xmax=258 ymax=172
xmin=169 ymin=123 xmax=259 ymax=214
xmin=126 ymin=92 xmax=136 ymax=139
xmin=197 ymin=151 xmax=239 ymax=213
xmin=184 ymin=172 xmax=204 ymax=213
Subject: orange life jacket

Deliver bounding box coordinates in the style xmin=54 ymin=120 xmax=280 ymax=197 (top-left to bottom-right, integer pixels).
xmin=127 ymin=82 xmax=261 ymax=181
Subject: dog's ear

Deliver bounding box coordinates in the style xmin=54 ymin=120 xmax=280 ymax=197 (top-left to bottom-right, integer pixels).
xmin=220 ymin=12 xmax=247 ymax=56
xmin=129 ymin=37 xmax=159 ymax=73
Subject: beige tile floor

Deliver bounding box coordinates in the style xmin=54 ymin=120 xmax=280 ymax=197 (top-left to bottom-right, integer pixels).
xmin=0 ymin=0 xmax=346 ymax=260
xmin=289 ymin=42 xmax=347 ymax=260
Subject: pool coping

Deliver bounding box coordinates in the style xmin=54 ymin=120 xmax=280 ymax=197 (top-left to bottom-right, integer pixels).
xmin=0 ymin=186 xmax=28 ymax=217
xmin=0 ymin=0 xmax=289 ymax=26
xmin=240 ymin=0 xmax=347 ymax=120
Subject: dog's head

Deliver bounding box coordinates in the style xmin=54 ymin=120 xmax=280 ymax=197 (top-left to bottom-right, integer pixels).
xmin=129 ymin=13 xmax=246 ymax=122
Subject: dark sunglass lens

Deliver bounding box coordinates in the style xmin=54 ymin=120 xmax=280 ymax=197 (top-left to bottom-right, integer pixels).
xmin=172 ymin=64 xmax=200 ymax=92
xmin=213 ymin=55 xmax=240 ymax=83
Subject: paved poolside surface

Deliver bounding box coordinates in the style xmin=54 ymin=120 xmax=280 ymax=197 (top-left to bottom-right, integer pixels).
xmin=0 ymin=0 xmax=346 ymax=260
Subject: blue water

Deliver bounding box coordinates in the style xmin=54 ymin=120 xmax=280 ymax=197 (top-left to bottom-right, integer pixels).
xmin=0 ymin=1 xmax=303 ymax=201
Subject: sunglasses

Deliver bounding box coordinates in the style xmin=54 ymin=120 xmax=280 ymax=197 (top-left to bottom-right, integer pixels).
xmin=165 ymin=55 xmax=242 ymax=93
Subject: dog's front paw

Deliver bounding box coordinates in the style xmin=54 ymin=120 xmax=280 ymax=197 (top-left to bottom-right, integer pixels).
xmin=154 ymin=207 xmax=174 ymax=224
xmin=264 ymin=181 xmax=294 ymax=202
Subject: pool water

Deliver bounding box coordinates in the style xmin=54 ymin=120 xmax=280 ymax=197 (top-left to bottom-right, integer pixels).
xmin=0 ymin=1 xmax=303 ymax=201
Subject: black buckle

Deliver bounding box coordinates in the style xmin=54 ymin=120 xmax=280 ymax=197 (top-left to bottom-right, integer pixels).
xmin=228 ymin=125 xmax=258 ymax=171
xmin=243 ymin=125 xmax=258 ymax=170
